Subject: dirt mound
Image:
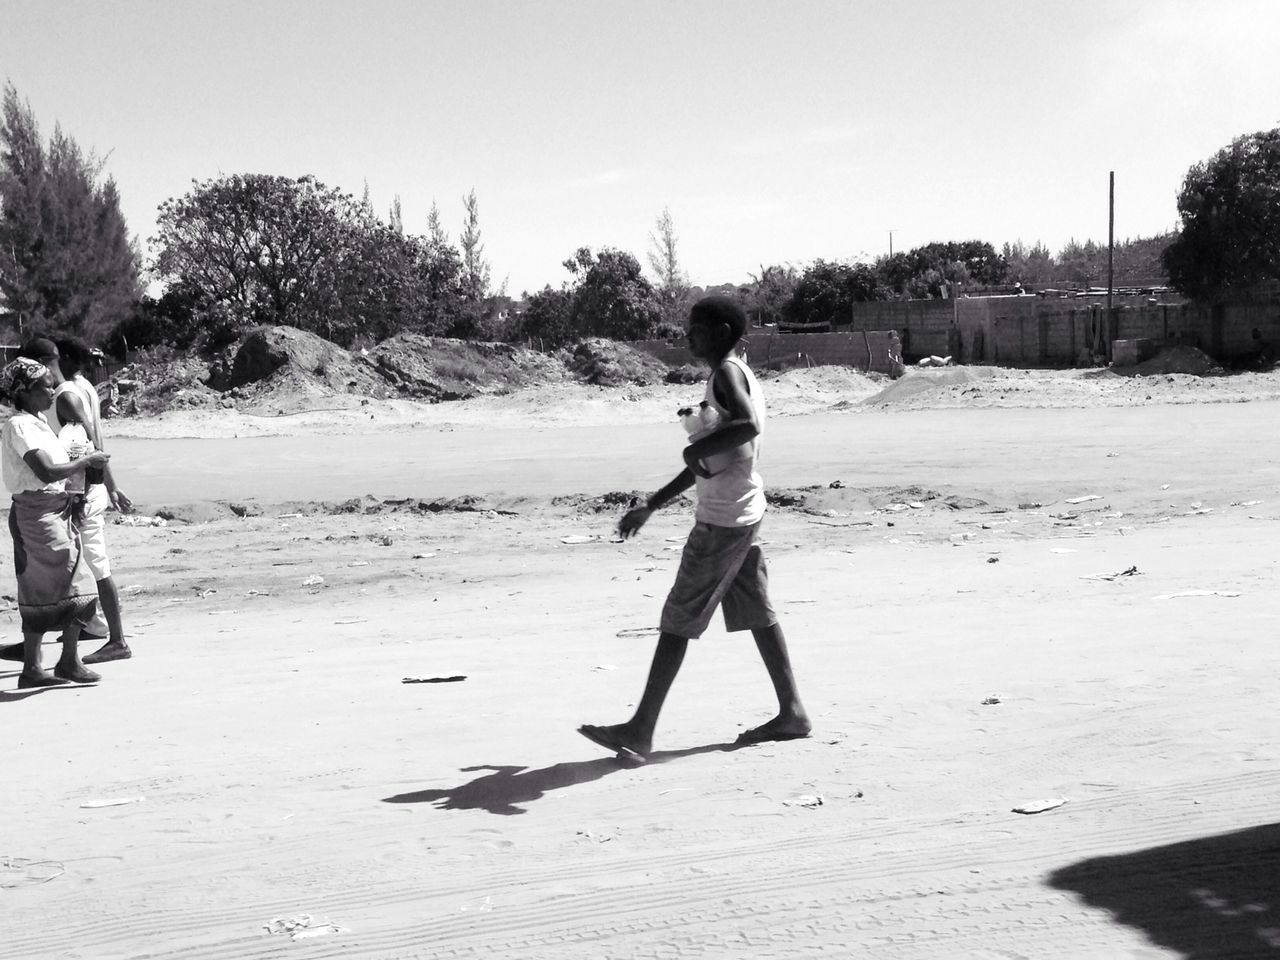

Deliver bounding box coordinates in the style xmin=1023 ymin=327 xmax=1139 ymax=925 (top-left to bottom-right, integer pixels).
xmin=111 ymin=353 xmax=221 ymax=416
xmin=560 ymin=338 xmax=671 ymax=387
xmin=1127 ymin=346 xmax=1224 ymax=377
xmin=861 ymin=366 xmax=996 ymax=406
xmin=213 ymin=327 xmax=393 ymax=409
xmin=367 ymin=334 xmax=566 ymax=401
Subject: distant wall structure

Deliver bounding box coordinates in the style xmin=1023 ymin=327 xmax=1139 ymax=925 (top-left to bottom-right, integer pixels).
xmin=848 ymin=286 xmax=1280 ymax=367
xmin=629 ymin=329 xmax=903 ymax=375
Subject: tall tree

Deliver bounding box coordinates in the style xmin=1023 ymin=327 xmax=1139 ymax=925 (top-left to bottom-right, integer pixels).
xmin=1164 ymin=128 xmax=1280 ymax=299
xmin=0 ymin=83 xmax=140 ymax=340
xmin=389 ymin=195 xmax=403 ymax=235
xmin=427 ymin=200 xmax=448 ymax=246
xmin=647 ymin=206 xmax=689 ymax=331
xmin=459 ymin=187 xmax=490 ymax=303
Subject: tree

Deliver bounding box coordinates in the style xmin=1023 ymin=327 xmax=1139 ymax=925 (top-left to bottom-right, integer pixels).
xmin=787 ymin=259 xmax=886 ymax=326
xmin=1164 ymin=129 xmax=1280 ymax=299
xmin=647 ymin=206 xmax=689 ymax=331
xmin=151 ymin=173 xmax=467 ymax=347
xmin=518 ymin=285 xmax=574 ymax=347
xmin=564 ymin=246 xmax=663 ymax=341
xmin=876 ymin=241 xmax=1008 ymax=299
xmin=0 ymin=83 xmax=140 ymax=341
xmin=744 ymin=263 xmax=797 ymax=325
xmin=459 ymin=188 xmax=490 ymax=303
xmin=1003 ymin=240 xmax=1056 ymax=289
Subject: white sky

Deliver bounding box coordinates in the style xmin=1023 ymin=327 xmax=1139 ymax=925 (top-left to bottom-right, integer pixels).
xmin=3 ymin=0 xmax=1278 ymax=295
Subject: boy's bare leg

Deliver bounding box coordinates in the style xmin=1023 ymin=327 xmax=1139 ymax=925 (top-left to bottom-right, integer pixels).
xmin=17 ymin=630 xmax=68 ymax=688
xmin=579 ymin=633 xmax=689 ymax=757
xmin=54 ymin=622 xmax=100 ymax=684
xmin=738 ymin=622 xmax=811 ymax=743
xmin=82 ymin=577 xmax=131 ymax=664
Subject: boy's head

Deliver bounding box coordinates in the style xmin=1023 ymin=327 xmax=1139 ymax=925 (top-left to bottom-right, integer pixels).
xmin=686 ymin=296 xmax=747 ymax=361
xmin=57 ymin=337 xmax=96 ymax=376
xmin=19 ymin=336 xmax=61 ymax=368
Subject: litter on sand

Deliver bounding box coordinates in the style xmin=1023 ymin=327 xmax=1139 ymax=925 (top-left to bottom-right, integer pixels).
xmin=264 ymin=915 xmax=350 ymax=940
xmin=559 ymin=535 xmax=600 ymax=545
xmin=615 ymin=627 xmax=659 ymax=638
xmin=79 ymin=797 xmax=145 ymax=809
xmin=412 ymin=552 xmax=436 ymax=559
xmin=348 ymin=560 xmax=370 ymax=567
xmin=1154 ymin=590 xmax=1241 ymax=600
xmin=592 ymin=664 xmax=617 ymax=671
xmin=783 ymin=794 xmax=825 ymax=808
xmin=1081 ymin=566 xmax=1140 ymax=581
xmin=1064 ymin=495 xmax=1102 ymax=505
xmin=982 ymin=696 xmax=1001 ymax=705
xmin=402 ymin=675 xmax=467 ymax=684
xmin=1 ymin=856 xmax=65 ymax=888
xmin=1012 ymin=797 xmax=1067 ymax=815
xmin=302 ymin=575 xmax=324 ymax=586
xmin=333 ymin=617 xmax=367 ymax=625
xmin=114 ymin=514 xmax=167 ymax=527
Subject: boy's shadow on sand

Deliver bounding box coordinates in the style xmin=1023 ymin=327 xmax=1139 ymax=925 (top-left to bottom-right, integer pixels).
xmin=383 ymin=741 xmax=748 ymax=816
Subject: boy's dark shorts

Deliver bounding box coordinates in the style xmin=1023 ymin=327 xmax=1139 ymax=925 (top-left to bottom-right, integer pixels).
xmin=659 ymin=520 xmax=777 ymax=639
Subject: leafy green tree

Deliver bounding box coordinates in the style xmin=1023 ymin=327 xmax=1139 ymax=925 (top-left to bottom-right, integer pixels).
xmin=1002 ymin=240 xmax=1056 ymax=288
xmin=564 ymin=246 xmax=663 ymax=341
xmin=1164 ymin=129 xmax=1280 ymax=298
xmin=152 ymin=173 xmax=467 ymax=346
xmin=744 ymin=264 xmax=797 ymax=325
xmin=0 ymin=83 xmax=140 ymax=341
xmin=877 ymin=241 xmax=1007 ymax=298
xmin=518 ymin=285 xmax=575 ymax=347
xmin=787 ymin=259 xmax=886 ymax=326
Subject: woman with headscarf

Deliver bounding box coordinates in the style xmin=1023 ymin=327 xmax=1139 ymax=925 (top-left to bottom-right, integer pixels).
xmin=0 ymin=357 xmax=112 ymax=688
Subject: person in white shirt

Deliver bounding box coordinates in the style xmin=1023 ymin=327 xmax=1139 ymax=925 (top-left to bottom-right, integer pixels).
xmin=0 ymin=357 xmax=111 ymax=687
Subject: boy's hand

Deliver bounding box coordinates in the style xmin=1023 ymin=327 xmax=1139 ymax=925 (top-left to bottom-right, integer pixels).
xmin=618 ymin=505 xmax=652 ymax=539
xmin=682 ymin=446 xmax=713 ymax=478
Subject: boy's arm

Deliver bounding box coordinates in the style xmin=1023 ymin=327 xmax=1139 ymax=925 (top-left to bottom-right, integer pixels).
xmin=56 ymin=389 xmax=90 ymax=433
xmin=681 ymin=363 xmax=760 ymax=470
xmin=618 ymin=468 xmax=696 ymax=539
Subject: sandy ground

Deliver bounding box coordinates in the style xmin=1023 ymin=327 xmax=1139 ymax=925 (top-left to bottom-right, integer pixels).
xmin=4 ymin=366 xmax=1280 ymax=959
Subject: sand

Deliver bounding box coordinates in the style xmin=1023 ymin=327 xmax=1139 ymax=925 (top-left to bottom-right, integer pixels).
xmin=4 ymin=365 xmax=1280 ymax=959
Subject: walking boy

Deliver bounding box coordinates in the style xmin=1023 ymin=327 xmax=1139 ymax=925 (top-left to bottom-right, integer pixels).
xmin=578 ymin=296 xmax=809 ymax=762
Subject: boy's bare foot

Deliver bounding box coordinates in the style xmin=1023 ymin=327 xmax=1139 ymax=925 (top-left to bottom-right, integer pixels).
xmin=18 ymin=670 xmax=70 ymax=688
xmin=82 ymin=639 xmax=131 ymax=664
xmin=735 ymin=714 xmax=812 ymax=745
xmin=53 ymin=664 xmax=101 ymax=684
xmin=577 ymin=723 xmax=651 ymax=763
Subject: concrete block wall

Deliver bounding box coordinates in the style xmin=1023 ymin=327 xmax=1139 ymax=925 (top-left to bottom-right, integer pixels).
xmin=629 ymin=329 xmax=902 ymax=375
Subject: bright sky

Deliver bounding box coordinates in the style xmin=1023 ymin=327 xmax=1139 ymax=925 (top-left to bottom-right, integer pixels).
xmin=3 ymin=0 xmax=1278 ymax=296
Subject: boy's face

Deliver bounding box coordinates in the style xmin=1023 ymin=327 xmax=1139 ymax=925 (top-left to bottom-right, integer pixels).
xmin=685 ymin=319 xmax=720 ymax=361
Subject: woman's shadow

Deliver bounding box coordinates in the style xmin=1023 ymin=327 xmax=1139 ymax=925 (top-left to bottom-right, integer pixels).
xmin=383 ymin=740 xmax=748 ymax=816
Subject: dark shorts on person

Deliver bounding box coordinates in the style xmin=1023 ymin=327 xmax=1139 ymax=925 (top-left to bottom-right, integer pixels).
xmin=659 ymin=520 xmax=776 ymax=639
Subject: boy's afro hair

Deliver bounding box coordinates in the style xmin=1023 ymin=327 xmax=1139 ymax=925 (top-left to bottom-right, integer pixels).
xmin=690 ymin=295 xmax=748 ymax=341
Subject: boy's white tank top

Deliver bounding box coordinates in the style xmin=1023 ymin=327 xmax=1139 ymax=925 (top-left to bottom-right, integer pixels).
xmin=694 ymin=354 xmax=766 ymax=527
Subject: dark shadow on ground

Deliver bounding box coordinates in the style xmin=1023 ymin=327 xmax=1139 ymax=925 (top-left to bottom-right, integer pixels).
xmin=1048 ymin=822 xmax=1280 ymax=959
xmin=383 ymin=740 xmax=747 ymax=815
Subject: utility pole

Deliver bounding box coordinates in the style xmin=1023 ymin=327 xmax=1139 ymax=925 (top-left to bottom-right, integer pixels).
xmin=1107 ymin=171 xmax=1115 ymax=316
xmin=888 ymin=230 xmax=894 ymax=258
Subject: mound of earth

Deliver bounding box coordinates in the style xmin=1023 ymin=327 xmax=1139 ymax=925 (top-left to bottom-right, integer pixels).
xmin=861 ymin=366 xmax=997 ymax=406
xmin=1127 ymin=346 xmax=1224 ymax=377
xmin=367 ymin=333 xmax=567 ymax=401
xmin=560 ymin=338 xmax=672 ymax=387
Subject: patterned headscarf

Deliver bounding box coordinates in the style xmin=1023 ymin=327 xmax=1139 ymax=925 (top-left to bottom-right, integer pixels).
xmin=0 ymin=357 xmax=49 ymax=407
